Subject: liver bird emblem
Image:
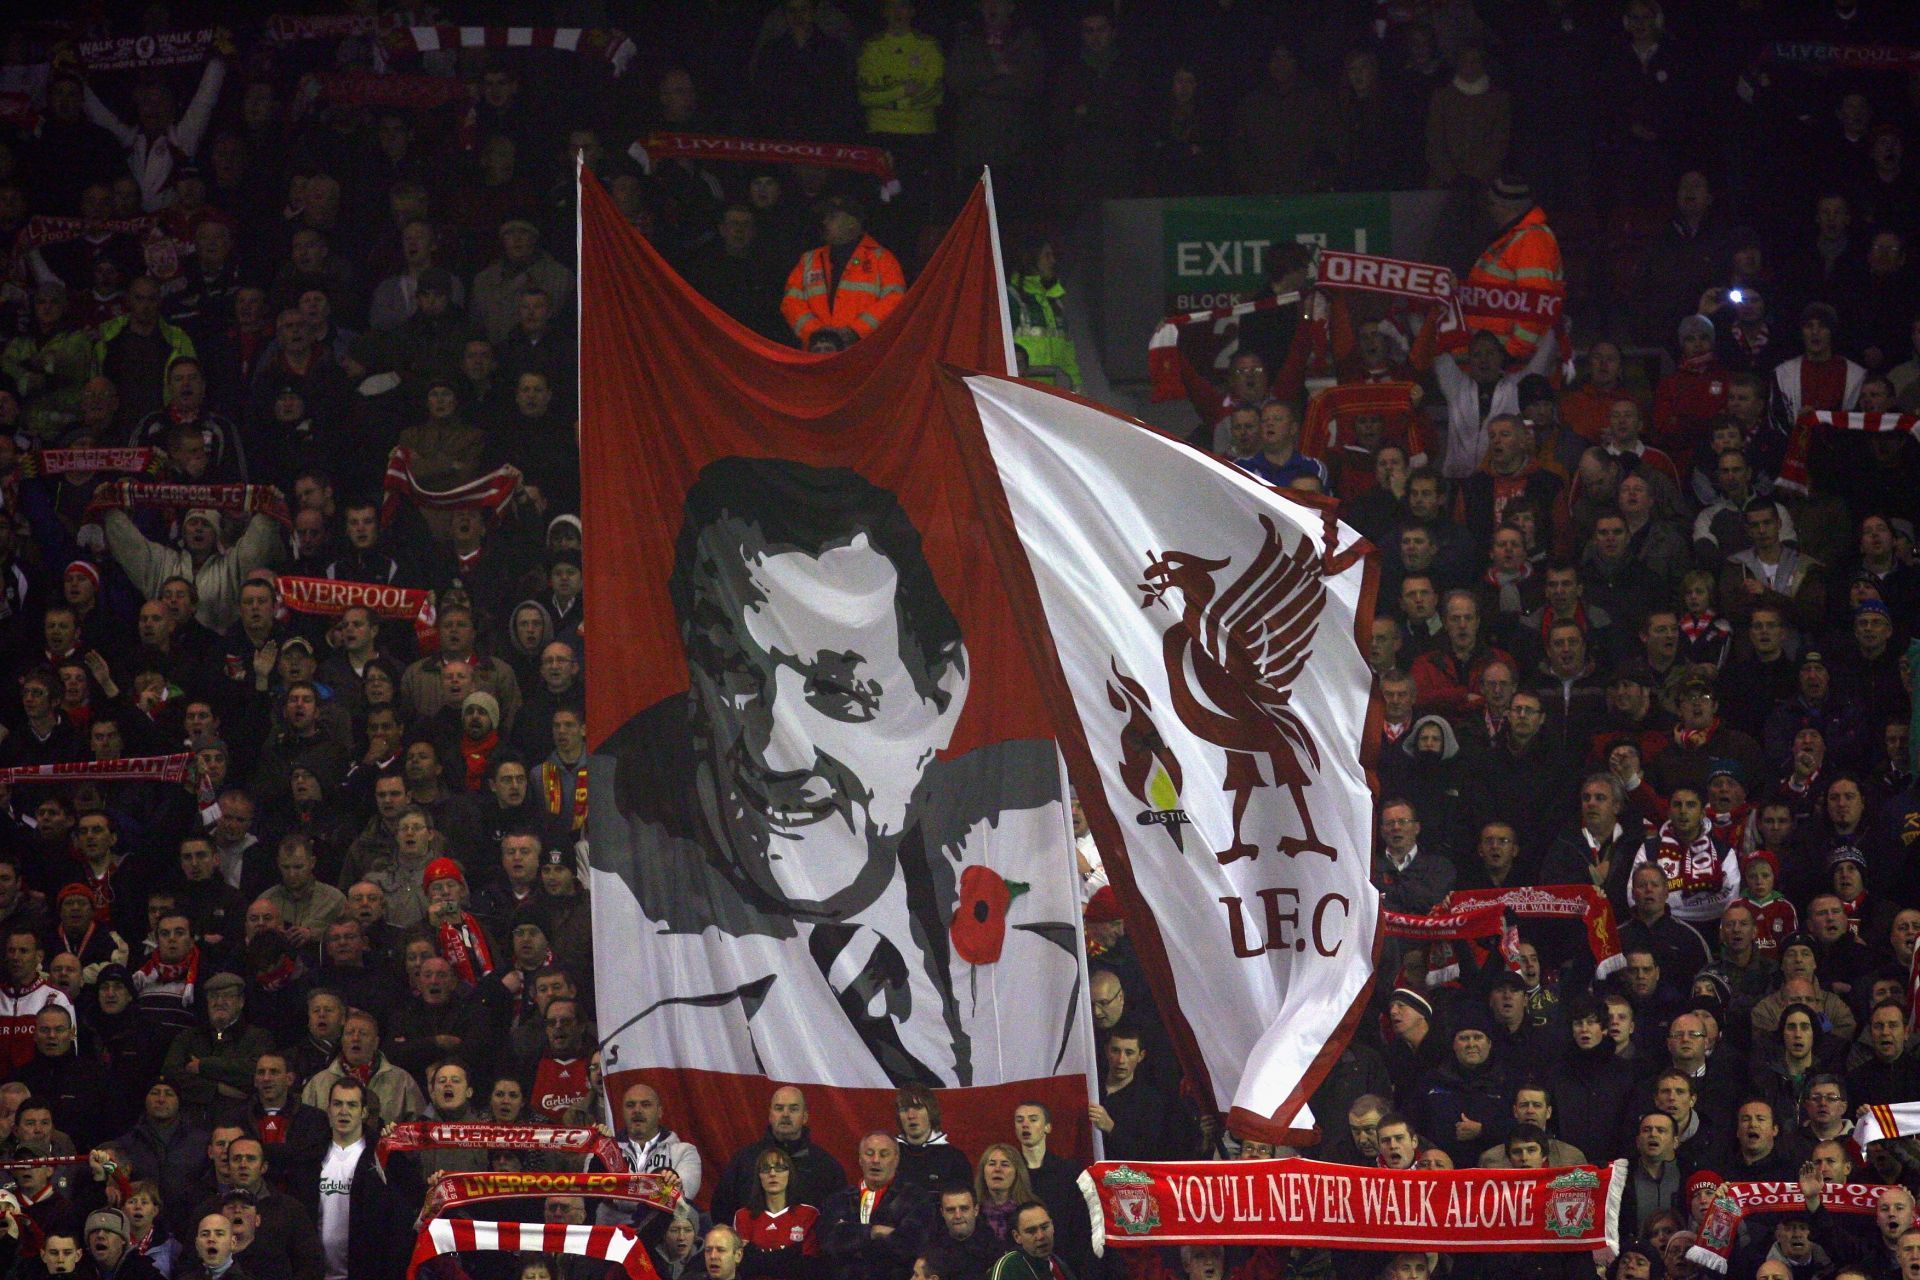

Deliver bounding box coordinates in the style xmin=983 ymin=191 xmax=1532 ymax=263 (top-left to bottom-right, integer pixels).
xmin=1139 ymin=515 xmax=1335 ymax=865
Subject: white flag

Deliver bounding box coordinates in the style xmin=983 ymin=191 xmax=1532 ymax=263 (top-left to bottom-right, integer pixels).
xmin=951 ymin=372 xmax=1381 ymax=1140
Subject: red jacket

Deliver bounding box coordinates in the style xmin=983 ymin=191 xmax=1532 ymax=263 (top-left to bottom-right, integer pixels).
xmin=1409 ymin=643 xmax=1516 ymax=717
xmin=1651 ymin=361 xmax=1731 ymax=455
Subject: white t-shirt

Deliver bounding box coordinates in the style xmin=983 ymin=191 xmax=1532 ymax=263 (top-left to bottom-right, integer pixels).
xmin=318 ymin=1137 xmax=365 ymax=1280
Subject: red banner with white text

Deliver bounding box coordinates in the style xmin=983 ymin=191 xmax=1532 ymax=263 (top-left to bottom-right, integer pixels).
xmin=0 ymin=754 xmax=191 ymax=785
xmin=376 ymin=1122 xmax=624 ymax=1173
xmin=1083 ymin=1158 xmax=1621 ymax=1252
xmin=629 ymin=133 xmax=901 ymax=200
xmin=276 ymin=575 xmax=439 ymax=651
xmin=578 ymin=166 xmax=1094 ymax=1196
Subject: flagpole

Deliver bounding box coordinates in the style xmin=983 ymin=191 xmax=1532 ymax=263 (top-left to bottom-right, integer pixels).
xmin=980 ymin=167 xmax=1019 ymax=378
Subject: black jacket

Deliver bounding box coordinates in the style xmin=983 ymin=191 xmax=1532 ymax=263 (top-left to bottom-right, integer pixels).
xmin=247 ymin=1100 xmax=329 ymax=1199
xmin=12 ymin=1047 xmax=111 ymax=1148
xmin=293 ymin=1139 xmax=420 ymax=1280
xmin=712 ymin=1128 xmax=850 ymax=1227
xmin=894 ymin=1136 xmax=972 ymax=1199
xmin=189 ymin=1188 xmax=322 ymax=1280
xmin=819 ymin=1181 xmax=932 ymax=1280
xmin=1553 ymin=1039 xmax=1638 ymax=1165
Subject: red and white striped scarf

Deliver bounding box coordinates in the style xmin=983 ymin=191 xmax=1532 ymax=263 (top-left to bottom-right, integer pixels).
xmin=392 ymin=26 xmax=637 ymax=76
xmin=410 ymin=1220 xmax=653 ymax=1280
xmin=379 ymin=447 xmax=521 ymax=528
xmin=1779 ymin=410 xmax=1920 ymax=493
xmin=438 ymin=913 xmax=496 ymax=986
xmin=135 ymin=944 xmax=200 ymax=1002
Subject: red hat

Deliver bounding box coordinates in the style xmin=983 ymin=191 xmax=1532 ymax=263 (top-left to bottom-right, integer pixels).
xmin=63 ymin=560 xmax=101 ymax=592
xmin=422 ymin=857 xmax=465 ymax=891
xmin=55 ymin=883 xmax=93 ymax=904
xmin=1084 ymin=886 xmax=1124 ymax=923
xmin=1741 ymin=848 xmax=1779 ymax=876
xmin=1685 ymin=1171 xmax=1722 ymax=1201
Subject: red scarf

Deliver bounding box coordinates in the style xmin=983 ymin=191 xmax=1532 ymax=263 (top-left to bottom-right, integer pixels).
xmin=137 ymin=943 xmax=200 ymax=995
xmin=1483 ymin=562 xmax=1533 ymax=587
xmin=543 ymin=761 xmax=588 ymax=831
xmin=438 ymin=913 xmax=497 ymax=985
xmin=254 ymin=953 xmax=300 ymax=991
xmin=1839 ymin=892 xmax=1866 ymax=939
xmin=1655 ymin=822 xmax=1724 ymax=892
xmin=343 ymin=1057 xmax=375 ymax=1085
xmin=461 ymin=731 xmax=498 ymax=791
xmin=72 ymin=855 xmax=116 ymax=925
xmin=1675 ymin=717 xmax=1720 ymax=751
xmin=1678 ymin=351 xmax=1717 ymax=374
xmin=1706 ymin=803 xmax=1750 ymax=851
xmin=1679 ymin=610 xmax=1724 ymax=641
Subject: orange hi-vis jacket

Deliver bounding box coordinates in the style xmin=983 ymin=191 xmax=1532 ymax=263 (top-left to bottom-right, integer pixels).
xmin=1465 ymin=205 xmax=1563 ymax=360
xmin=781 ymin=235 xmax=907 ymax=342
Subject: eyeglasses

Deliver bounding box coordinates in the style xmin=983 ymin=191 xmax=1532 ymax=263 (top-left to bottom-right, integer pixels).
xmin=1806 ymin=1093 xmax=1844 ymax=1104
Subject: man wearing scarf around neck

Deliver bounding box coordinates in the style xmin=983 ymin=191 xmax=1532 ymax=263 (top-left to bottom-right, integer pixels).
xmin=1651 ymin=678 xmax=1766 ymax=799
xmin=821 ymin=1133 xmax=931 ymax=1280
xmin=1633 ymin=786 xmax=1742 ymax=925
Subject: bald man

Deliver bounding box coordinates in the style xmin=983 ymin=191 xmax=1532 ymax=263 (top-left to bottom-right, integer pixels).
xmin=615 ymin=1081 xmax=703 ymax=1202
xmin=711 ymin=1084 xmax=850 ymax=1223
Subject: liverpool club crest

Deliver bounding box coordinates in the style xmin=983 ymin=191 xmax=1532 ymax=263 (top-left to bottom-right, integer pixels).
xmin=1544 ymin=1168 xmax=1599 ymax=1239
xmin=1138 ymin=514 xmax=1334 ymax=865
xmin=1101 ymin=1165 xmax=1163 ymax=1236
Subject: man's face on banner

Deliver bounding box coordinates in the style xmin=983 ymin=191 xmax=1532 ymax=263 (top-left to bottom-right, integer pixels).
xmin=686 ymin=518 xmax=969 ymax=917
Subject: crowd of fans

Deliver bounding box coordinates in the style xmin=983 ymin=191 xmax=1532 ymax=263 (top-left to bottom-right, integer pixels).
xmin=0 ymin=3 xmax=1912 ymax=1280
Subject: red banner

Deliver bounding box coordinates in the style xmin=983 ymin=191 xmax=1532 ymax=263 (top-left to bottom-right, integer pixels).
xmin=579 ymin=167 xmax=1099 ymax=1192
xmin=22 ymin=448 xmax=157 ymax=478
xmin=630 ymin=132 xmax=901 ymax=200
xmin=0 ymin=754 xmax=191 ymax=785
xmin=11 ymin=214 xmax=157 ymax=257
xmin=1310 ymin=248 xmax=1564 ymax=358
xmin=379 ymin=448 xmax=520 ymax=527
xmin=1085 ymin=1159 xmax=1619 ymax=1252
xmin=78 ymin=29 xmax=218 ymax=72
xmin=266 ymin=14 xmax=395 ymax=42
xmin=1764 ymin=41 xmax=1920 ymax=68
xmin=1381 ymin=902 xmax=1505 ymax=943
xmin=276 ymin=574 xmax=438 ymax=650
xmin=375 ymin=1122 xmax=625 ymax=1173
xmin=1316 ymin=250 xmax=1454 ymax=303
xmin=416 ymin=1170 xmax=680 ymax=1230
xmin=313 ymin=71 xmax=468 ymax=110
xmin=1447 ymin=884 xmax=1625 ymax=978
xmin=1721 ymin=1182 xmax=1882 ymax=1214
xmin=87 ymin=479 xmax=290 ymax=527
